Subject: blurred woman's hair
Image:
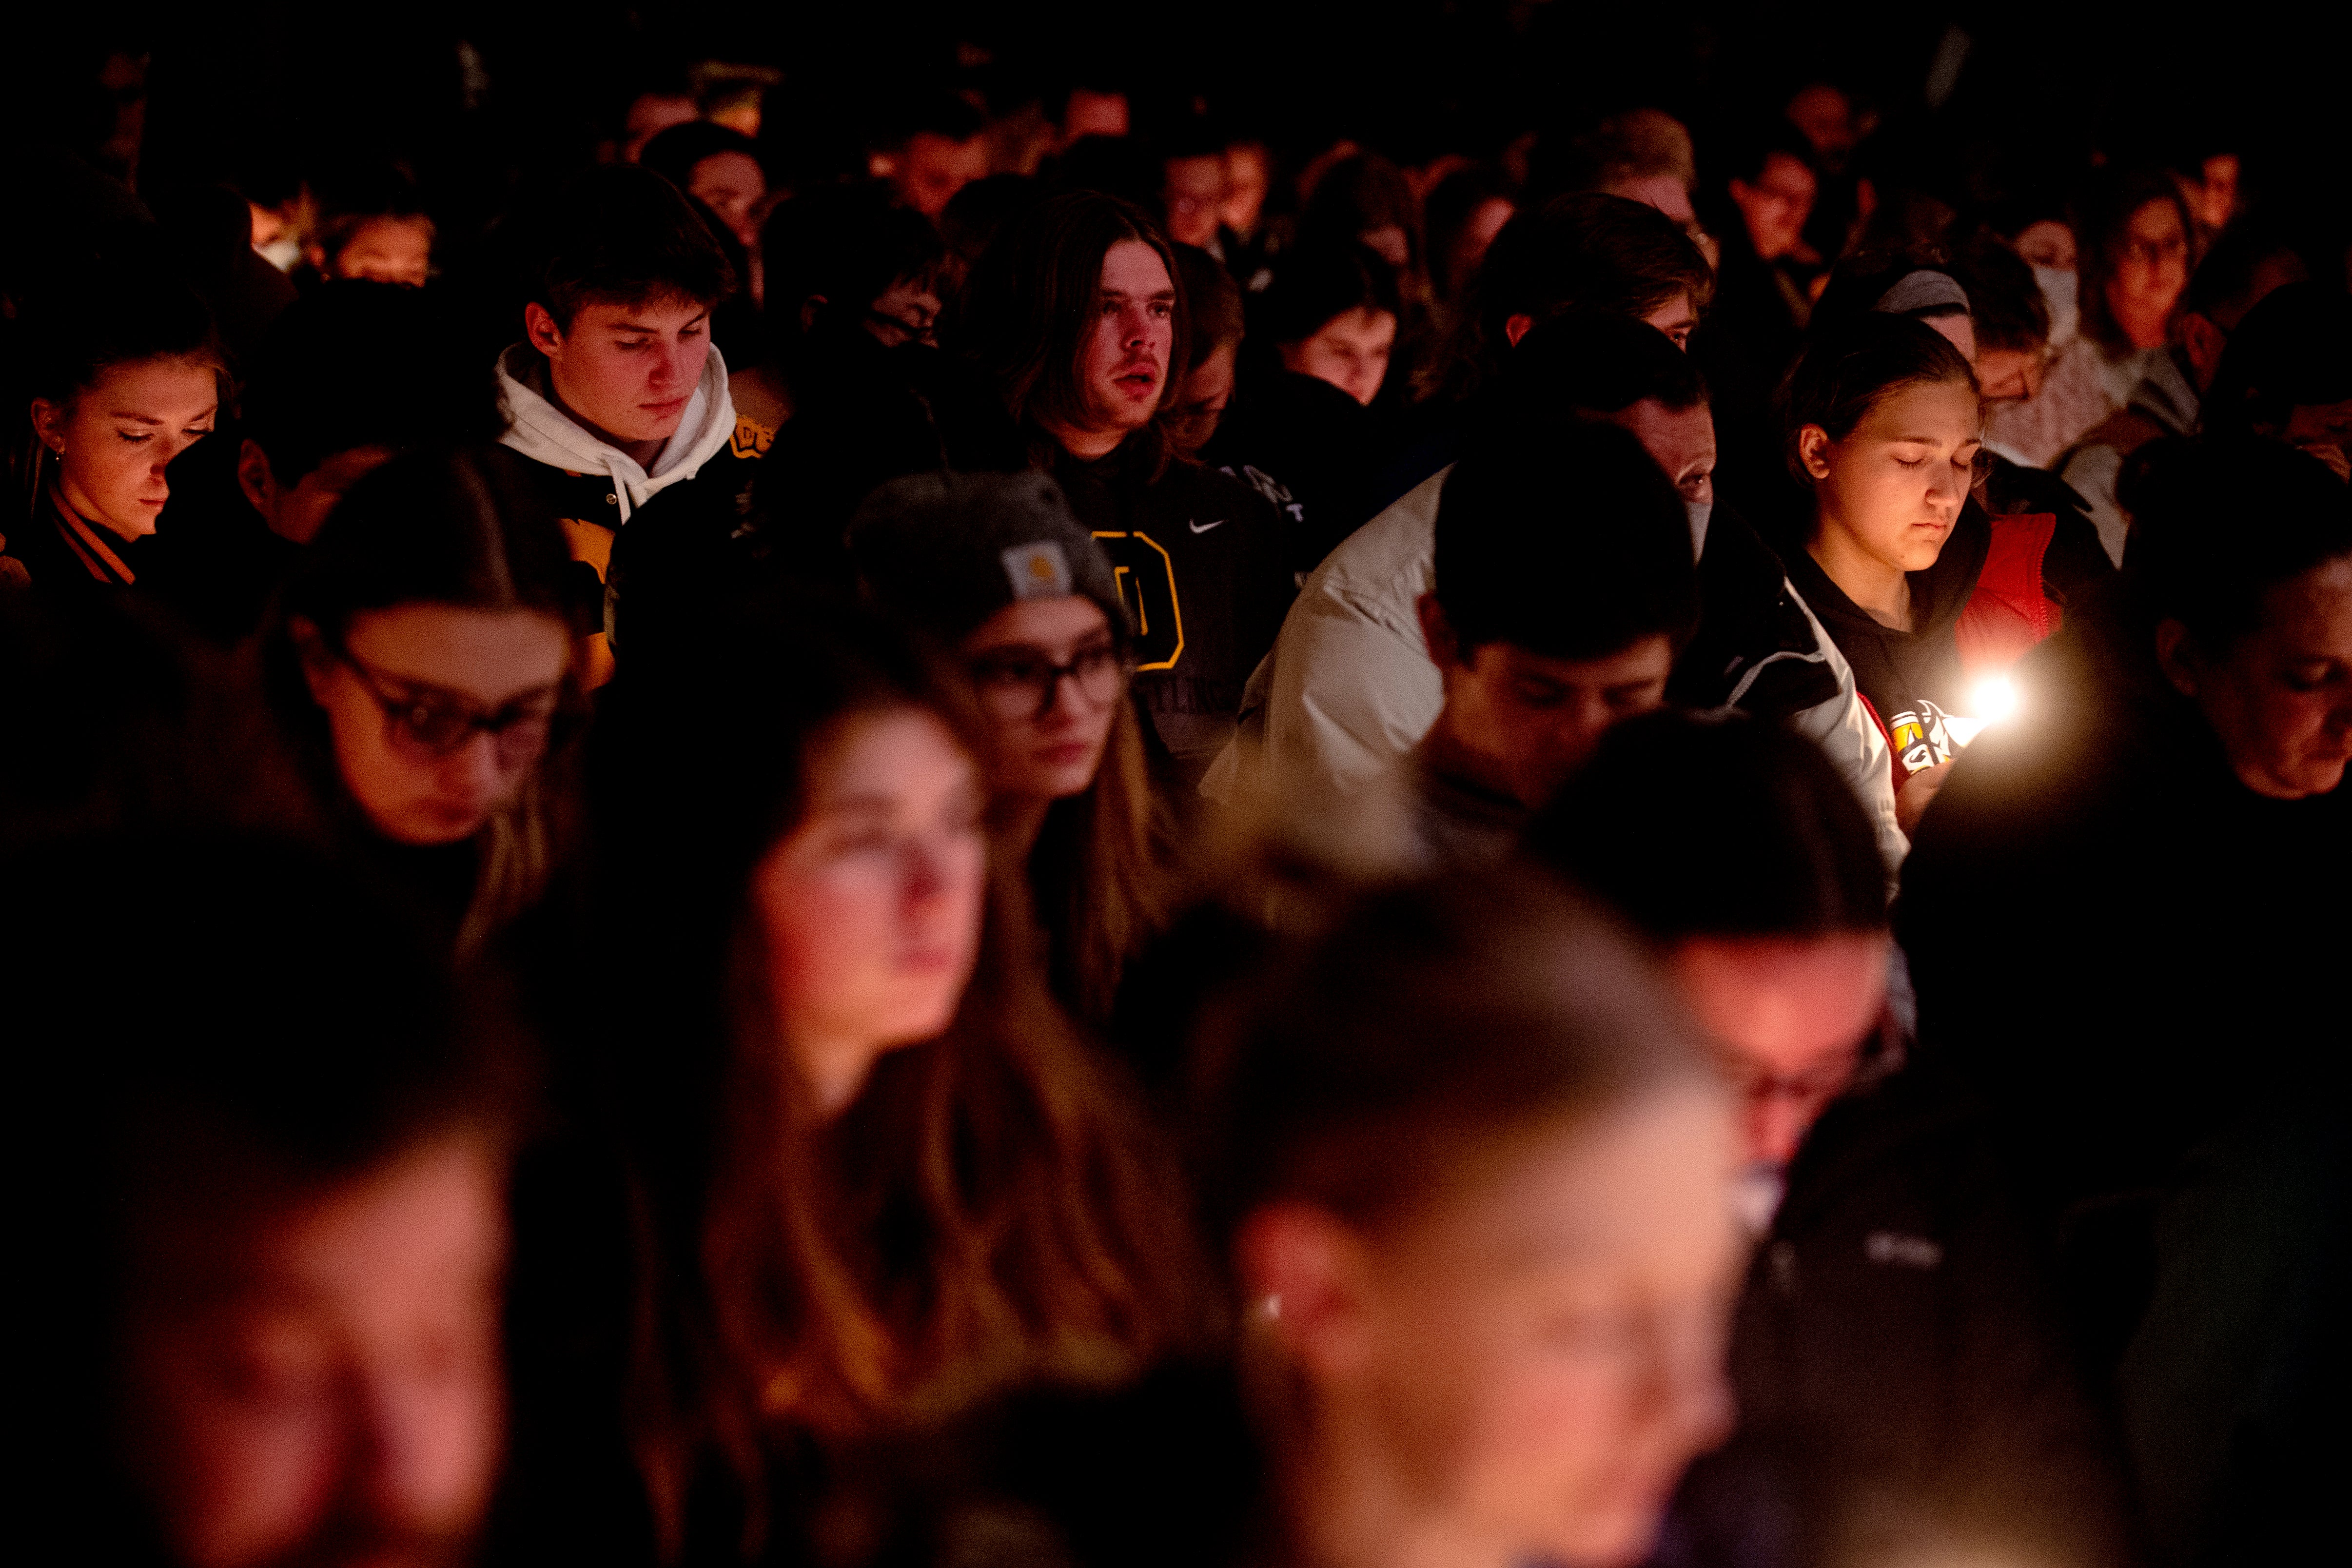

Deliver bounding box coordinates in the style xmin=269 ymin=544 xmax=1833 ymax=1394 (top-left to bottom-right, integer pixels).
xmin=1528 ymin=709 xmax=1887 ymax=943
xmin=1191 ymin=868 xmax=1712 ymax=1241
xmin=262 ymin=445 xmax=584 ymax=954
xmin=588 ymin=590 xmax=1202 ymax=1558
xmin=1028 ymin=692 xmax=1174 ymax=1025
xmin=950 ymin=190 xmax=1192 ymax=475
xmin=1778 ymin=312 xmax=1977 ymax=485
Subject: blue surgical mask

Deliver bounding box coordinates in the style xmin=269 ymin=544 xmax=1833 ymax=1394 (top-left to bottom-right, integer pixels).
xmin=1686 ymin=498 xmax=1714 ymax=561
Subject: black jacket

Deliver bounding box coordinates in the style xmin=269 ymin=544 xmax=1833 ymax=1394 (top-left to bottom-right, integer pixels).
xmin=1669 ymin=504 xmax=1842 ymax=721
xmin=1784 ymin=506 xmax=1991 ymax=777
xmin=514 ymin=442 xmax=765 ymax=661
xmin=839 ymin=1362 xmax=1272 ymax=1568
xmin=1898 ymin=586 xmax=2352 ymax=1363
xmin=1675 ymin=1065 xmax=2137 ymax=1568
xmin=1052 ymin=440 xmax=1294 ymax=777
xmin=1201 ymin=363 xmax=1385 ymax=579
xmin=4 ymin=490 xmax=157 ymax=611
xmin=1694 ymin=228 xmax=1810 ymax=535
xmin=751 ymin=325 xmax=1025 ymax=588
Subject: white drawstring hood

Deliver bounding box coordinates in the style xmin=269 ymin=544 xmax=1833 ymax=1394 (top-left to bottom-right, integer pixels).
xmin=495 ymin=342 xmax=737 ymax=523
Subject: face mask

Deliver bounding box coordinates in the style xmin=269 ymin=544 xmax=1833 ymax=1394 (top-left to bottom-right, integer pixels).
xmin=1732 ymin=1161 xmax=1787 ymax=1235
xmin=2033 ymin=264 xmax=2079 ymax=349
xmin=1686 ymin=498 xmax=1714 ymax=561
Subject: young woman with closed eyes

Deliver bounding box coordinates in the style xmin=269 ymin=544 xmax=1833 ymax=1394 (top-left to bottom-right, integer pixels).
xmin=1778 ymin=314 xmax=1990 ymax=835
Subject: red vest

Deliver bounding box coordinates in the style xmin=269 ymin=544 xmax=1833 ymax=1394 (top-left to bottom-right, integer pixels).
xmin=1957 ymin=511 xmax=2063 ymax=677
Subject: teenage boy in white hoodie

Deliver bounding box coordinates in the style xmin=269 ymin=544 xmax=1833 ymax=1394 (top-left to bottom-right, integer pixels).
xmin=497 ymin=163 xmax=764 ymax=677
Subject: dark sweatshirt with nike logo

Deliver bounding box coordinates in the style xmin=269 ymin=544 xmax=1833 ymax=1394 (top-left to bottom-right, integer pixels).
xmin=1053 ymin=439 xmax=1294 ymax=780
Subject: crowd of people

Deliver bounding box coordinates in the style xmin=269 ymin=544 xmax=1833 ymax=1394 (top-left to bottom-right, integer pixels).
xmin=6 ymin=20 xmax=2350 ymax=1568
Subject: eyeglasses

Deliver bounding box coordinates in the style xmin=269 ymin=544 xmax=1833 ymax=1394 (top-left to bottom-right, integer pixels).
xmin=967 ymin=642 xmax=1129 ymax=722
xmin=337 ymin=650 xmax=558 ymax=767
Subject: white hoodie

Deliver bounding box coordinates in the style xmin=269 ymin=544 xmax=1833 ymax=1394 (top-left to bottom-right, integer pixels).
xmin=495 ymin=343 xmax=739 ymax=523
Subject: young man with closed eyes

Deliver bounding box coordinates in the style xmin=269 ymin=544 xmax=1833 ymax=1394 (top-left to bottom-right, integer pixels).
xmin=496 ymin=163 xmax=766 ymax=678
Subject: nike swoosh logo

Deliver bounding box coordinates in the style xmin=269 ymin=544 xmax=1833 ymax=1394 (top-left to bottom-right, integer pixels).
xmin=1188 ymin=517 xmax=1227 ymax=534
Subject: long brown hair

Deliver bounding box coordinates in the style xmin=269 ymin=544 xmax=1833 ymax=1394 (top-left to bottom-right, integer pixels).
xmin=590 ymin=591 xmax=1204 ymax=1560
xmin=948 ymin=189 xmax=1193 ymax=476
xmin=1027 ymin=696 xmax=1177 ymax=1025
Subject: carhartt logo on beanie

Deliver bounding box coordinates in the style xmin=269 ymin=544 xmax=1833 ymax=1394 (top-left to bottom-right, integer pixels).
xmin=849 ymin=471 xmax=1129 ymax=644
xmin=1002 ymin=541 xmax=1074 ymax=600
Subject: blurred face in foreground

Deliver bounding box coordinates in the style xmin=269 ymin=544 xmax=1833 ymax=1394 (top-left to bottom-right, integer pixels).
xmin=754 ymin=707 xmax=989 ymax=1117
xmin=121 ymin=1136 xmax=508 ymax=1568
xmin=1670 ymin=933 xmax=1891 ymax=1171
xmin=2158 ymin=556 xmax=2352 ymax=800
xmin=1240 ymin=1085 xmax=1742 ymax=1568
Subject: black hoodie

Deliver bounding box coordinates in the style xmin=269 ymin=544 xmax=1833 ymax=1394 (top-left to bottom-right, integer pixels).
xmin=1051 ymin=439 xmax=1294 ymax=779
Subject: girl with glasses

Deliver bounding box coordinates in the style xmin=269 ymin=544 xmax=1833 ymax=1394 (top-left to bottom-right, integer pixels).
xmin=262 ymin=445 xmax=584 ymax=956
xmin=849 ymin=470 xmax=1176 ymax=1029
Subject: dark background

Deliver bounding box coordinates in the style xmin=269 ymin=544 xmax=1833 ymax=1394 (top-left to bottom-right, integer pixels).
xmin=7 ymin=6 xmax=2348 ymax=275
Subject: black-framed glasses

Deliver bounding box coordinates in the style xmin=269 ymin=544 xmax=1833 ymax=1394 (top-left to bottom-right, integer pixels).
xmin=967 ymin=642 xmax=1129 ymax=722
xmin=338 ymin=650 xmax=558 ymax=767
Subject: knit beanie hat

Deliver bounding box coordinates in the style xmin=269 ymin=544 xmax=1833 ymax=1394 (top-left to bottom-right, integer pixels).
xmin=848 ymin=470 xmax=1130 ymax=643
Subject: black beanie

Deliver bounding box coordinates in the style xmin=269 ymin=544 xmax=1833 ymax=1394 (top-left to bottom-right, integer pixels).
xmin=848 ymin=470 xmax=1131 ymax=643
